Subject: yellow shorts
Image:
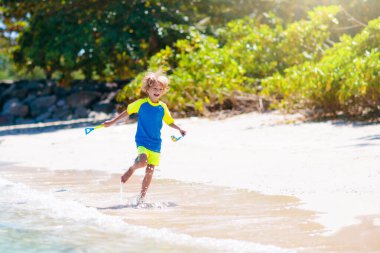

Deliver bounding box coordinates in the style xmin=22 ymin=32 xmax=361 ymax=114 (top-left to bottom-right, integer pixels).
xmin=137 ymin=146 xmax=160 ymax=166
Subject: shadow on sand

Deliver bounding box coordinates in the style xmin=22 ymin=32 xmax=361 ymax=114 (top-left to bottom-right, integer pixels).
xmin=0 ymin=119 xmax=106 ymax=136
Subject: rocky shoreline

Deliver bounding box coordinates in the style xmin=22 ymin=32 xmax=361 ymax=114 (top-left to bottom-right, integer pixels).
xmin=0 ymin=80 xmax=126 ymax=126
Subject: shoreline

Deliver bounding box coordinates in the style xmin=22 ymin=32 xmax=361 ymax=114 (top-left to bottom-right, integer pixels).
xmin=0 ymin=111 xmax=379 ymax=243
xmin=1 ymin=165 xmax=380 ymax=252
xmin=0 ymin=165 xmax=380 ymax=252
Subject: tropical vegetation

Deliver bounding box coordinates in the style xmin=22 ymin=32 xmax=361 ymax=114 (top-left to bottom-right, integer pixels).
xmin=1 ymin=0 xmax=379 ymax=118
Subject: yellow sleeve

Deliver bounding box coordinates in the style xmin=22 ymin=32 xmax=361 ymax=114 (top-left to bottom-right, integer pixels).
xmin=161 ymin=102 xmax=175 ymax=125
xmin=127 ymin=98 xmax=145 ymax=115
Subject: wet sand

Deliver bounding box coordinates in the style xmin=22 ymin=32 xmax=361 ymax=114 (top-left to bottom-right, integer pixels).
xmin=1 ymin=165 xmax=379 ymax=252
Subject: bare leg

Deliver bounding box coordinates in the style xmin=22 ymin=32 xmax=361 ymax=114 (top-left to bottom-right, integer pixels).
xmin=140 ymin=164 xmax=155 ymax=199
xmin=121 ymin=154 xmax=147 ymax=183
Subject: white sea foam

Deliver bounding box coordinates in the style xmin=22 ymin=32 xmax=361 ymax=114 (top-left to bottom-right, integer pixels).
xmin=0 ymin=177 xmax=295 ymax=253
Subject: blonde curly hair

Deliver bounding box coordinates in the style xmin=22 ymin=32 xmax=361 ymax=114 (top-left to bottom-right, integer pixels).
xmin=141 ymin=70 xmax=170 ymax=95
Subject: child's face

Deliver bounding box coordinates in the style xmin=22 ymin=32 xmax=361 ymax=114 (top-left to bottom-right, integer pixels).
xmin=147 ymin=82 xmax=165 ymax=102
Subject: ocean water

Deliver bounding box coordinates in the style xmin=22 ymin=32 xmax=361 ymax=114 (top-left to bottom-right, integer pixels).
xmin=2 ymin=166 xmax=380 ymax=252
xmin=0 ymin=173 xmax=295 ymax=253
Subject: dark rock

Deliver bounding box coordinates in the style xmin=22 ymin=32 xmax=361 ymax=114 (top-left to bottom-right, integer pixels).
xmin=35 ymin=111 xmax=52 ymax=122
xmin=23 ymin=94 xmax=37 ymax=104
xmin=0 ymin=114 xmax=14 ymax=125
xmin=2 ymin=99 xmax=29 ymax=117
xmin=48 ymin=104 xmax=57 ymax=113
xmin=67 ymin=91 xmax=101 ymax=108
xmin=43 ymin=118 xmax=60 ymax=123
xmin=25 ymin=81 xmax=45 ymax=90
xmin=1 ymin=98 xmax=17 ymax=111
xmin=29 ymin=95 xmax=57 ymax=116
xmin=11 ymin=88 xmax=28 ymax=99
xmin=53 ymin=86 xmax=70 ymax=97
xmin=36 ymin=86 xmax=52 ymax=96
xmin=0 ymin=85 xmax=5 ymax=95
xmin=92 ymin=102 xmax=115 ymax=114
xmin=1 ymin=80 xmax=122 ymax=125
xmin=53 ymin=108 xmax=72 ymax=119
xmin=56 ymin=99 xmax=67 ymax=107
xmin=74 ymin=106 xmax=89 ymax=118
xmin=71 ymin=81 xmax=98 ymax=92
xmin=0 ymin=84 xmax=16 ymax=103
xmin=14 ymin=118 xmax=36 ymax=125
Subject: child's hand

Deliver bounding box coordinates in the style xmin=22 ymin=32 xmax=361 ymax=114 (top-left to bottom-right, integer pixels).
xmin=179 ymin=129 xmax=186 ymax=137
xmin=103 ymin=119 xmax=114 ymax=127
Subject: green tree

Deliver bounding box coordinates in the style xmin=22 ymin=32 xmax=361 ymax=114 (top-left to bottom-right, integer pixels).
xmin=0 ymin=0 xmax=274 ymax=84
xmin=0 ymin=36 xmax=17 ymax=80
xmin=2 ymin=0 xmax=378 ymax=84
xmin=2 ymin=1 xmax=191 ymax=84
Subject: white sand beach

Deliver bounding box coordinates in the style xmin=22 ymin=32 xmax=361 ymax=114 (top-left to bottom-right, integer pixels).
xmin=1 ymin=111 xmax=379 ymax=252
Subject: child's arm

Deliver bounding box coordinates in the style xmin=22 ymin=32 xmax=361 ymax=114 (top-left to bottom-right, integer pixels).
xmin=103 ymin=110 xmax=129 ymax=127
xmin=169 ymin=123 xmax=186 ymax=136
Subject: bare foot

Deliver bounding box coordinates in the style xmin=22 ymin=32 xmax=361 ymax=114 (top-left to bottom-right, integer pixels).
xmin=137 ymin=195 xmax=146 ymax=206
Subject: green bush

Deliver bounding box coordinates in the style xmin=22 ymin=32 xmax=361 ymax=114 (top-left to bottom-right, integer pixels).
xmin=118 ymin=6 xmax=379 ymax=119
xmin=217 ymin=15 xmax=281 ymax=79
xmin=118 ymin=6 xmax=341 ymax=116
xmin=117 ymin=29 xmax=252 ymax=116
xmin=277 ymin=6 xmax=340 ymax=67
xmin=262 ymin=18 xmax=380 ymax=117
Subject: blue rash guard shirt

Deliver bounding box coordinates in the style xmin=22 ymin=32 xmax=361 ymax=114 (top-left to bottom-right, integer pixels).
xmin=127 ymin=97 xmax=174 ymax=153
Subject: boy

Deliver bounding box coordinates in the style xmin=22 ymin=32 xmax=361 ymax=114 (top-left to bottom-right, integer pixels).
xmin=104 ymin=71 xmax=186 ymax=203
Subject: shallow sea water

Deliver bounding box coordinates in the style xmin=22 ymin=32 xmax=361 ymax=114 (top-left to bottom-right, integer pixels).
xmin=1 ymin=165 xmax=380 ymax=253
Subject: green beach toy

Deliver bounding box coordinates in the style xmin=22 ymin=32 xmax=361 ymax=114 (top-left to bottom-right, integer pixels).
xmin=85 ymin=124 xmax=104 ymax=135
